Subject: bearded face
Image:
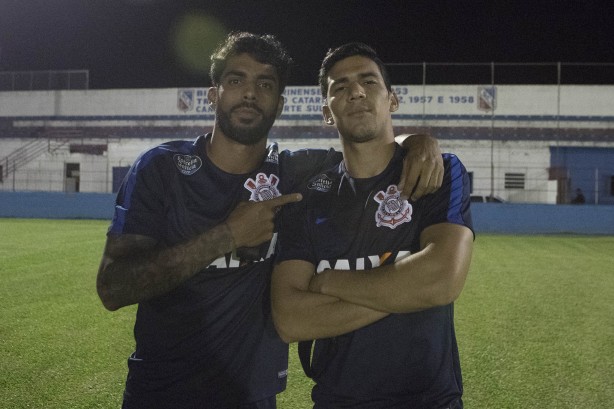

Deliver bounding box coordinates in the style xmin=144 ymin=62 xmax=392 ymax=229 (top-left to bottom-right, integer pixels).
xmin=215 ymin=101 xmax=278 ymax=146
xmin=209 ymin=53 xmax=284 ymax=146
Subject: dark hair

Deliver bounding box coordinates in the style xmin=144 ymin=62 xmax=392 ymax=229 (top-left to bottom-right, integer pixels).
xmin=209 ymin=32 xmax=293 ymax=93
xmin=318 ymin=42 xmax=392 ymax=100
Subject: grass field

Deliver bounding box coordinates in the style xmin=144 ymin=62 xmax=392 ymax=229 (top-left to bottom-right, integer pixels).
xmin=1 ymin=218 xmax=613 ymax=408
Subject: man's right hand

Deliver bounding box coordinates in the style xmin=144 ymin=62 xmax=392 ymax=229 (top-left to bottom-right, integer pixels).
xmin=226 ymin=193 xmax=302 ymax=248
xmin=97 ymin=192 xmax=302 ymax=310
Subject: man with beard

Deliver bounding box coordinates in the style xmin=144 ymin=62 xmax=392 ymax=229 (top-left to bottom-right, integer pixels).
xmin=96 ymin=32 xmax=443 ymax=409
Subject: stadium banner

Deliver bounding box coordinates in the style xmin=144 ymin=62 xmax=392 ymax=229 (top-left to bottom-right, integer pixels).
xmin=2 ymin=85 xmax=614 ymax=128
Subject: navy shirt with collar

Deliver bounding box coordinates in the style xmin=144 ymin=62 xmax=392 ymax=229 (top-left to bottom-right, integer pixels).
xmin=109 ymin=134 xmax=340 ymax=408
xmin=276 ymin=144 xmax=473 ymax=409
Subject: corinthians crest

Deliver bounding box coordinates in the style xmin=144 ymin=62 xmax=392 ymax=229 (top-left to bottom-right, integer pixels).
xmin=373 ymin=185 xmax=412 ymax=229
xmin=244 ymin=173 xmax=281 ymax=202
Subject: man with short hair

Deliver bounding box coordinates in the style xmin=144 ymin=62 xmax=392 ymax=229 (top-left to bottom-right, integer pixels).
xmin=97 ymin=33 xmax=443 ymax=408
xmin=272 ymin=43 xmax=474 ymax=408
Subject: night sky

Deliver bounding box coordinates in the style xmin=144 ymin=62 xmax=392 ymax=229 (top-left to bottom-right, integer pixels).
xmin=1 ymin=0 xmax=613 ymax=89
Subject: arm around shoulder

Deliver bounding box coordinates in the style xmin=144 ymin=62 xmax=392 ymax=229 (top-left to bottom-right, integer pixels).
xmin=396 ymin=133 xmax=444 ymax=201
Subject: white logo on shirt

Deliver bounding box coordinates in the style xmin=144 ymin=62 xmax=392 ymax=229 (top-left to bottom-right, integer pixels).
xmin=173 ymin=154 xmax=202 ymax=175
xmin=244 ymin=173 xmax=281 ymax=202
xmin=373 ymin=185 xmax=412 ymax=229
xmin=316 ymin=250 xmax=411 ymax=273
xmin=308 ymin=174 xmax=333 ymax=192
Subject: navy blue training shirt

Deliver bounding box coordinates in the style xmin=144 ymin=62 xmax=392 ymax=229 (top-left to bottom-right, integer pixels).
xmin=109 ymin=134 xmax=339 ymax=408
xmin=276 ymin=145 xmax=473 ymax=409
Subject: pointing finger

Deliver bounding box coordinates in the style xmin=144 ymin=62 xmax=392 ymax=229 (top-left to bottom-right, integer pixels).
xmin=263 ymin=193 xmax=303 ymax=208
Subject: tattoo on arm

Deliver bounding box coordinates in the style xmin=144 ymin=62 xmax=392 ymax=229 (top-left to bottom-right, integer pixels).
xmin=97 ymin=223 xmax=235 ymax=310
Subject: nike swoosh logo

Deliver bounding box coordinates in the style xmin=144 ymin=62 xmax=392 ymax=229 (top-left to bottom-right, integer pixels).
xmin=316 ymin=217 xmax=328 ymax=225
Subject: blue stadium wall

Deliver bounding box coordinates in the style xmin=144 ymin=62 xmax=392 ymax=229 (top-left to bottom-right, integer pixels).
xmin=550 ymin=146 xmax=614 ymax=205
xmin=1 ymin=192 xmax=613 ymax=235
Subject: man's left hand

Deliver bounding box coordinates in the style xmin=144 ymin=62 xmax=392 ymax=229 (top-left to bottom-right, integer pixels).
xmin=396 ymin=133 xmax=444 ymax=201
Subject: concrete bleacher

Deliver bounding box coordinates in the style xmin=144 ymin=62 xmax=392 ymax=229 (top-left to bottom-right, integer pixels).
xmin=4 ymin=121 xmax=612 ymax=143
xmin=0 ymin=93 xmax=610 ymax=144
xmin=271 ymin=125 xmax=614 ymax=142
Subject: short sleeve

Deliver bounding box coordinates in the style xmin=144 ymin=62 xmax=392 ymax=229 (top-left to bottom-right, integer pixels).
xmin=108 ymin=153 xmax=167 ymax=239
xmin=418 ymin=154 xmax=474 ymax=234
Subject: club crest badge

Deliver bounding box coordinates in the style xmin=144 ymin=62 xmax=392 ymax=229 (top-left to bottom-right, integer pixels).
xmin=308 ymin=174 xmax=333 ymax=192
xmin=244 ymin=173 xmax=281 ymax=202
xmin=177 ymin=89 xmax=194 ymax=112
xmin=478 ymin=86 xmax=496 ymax=112
xmin=265 ymin=143 xmax=279 ymax=164
xmin=373 ymin=185 xmax=412 ymax=229
xmin=173 ymin=154 xmax=202 ymax=175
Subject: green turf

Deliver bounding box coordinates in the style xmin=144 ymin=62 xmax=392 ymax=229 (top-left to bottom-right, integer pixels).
xmin=1 ymin=218 xmax=612 ymax=408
